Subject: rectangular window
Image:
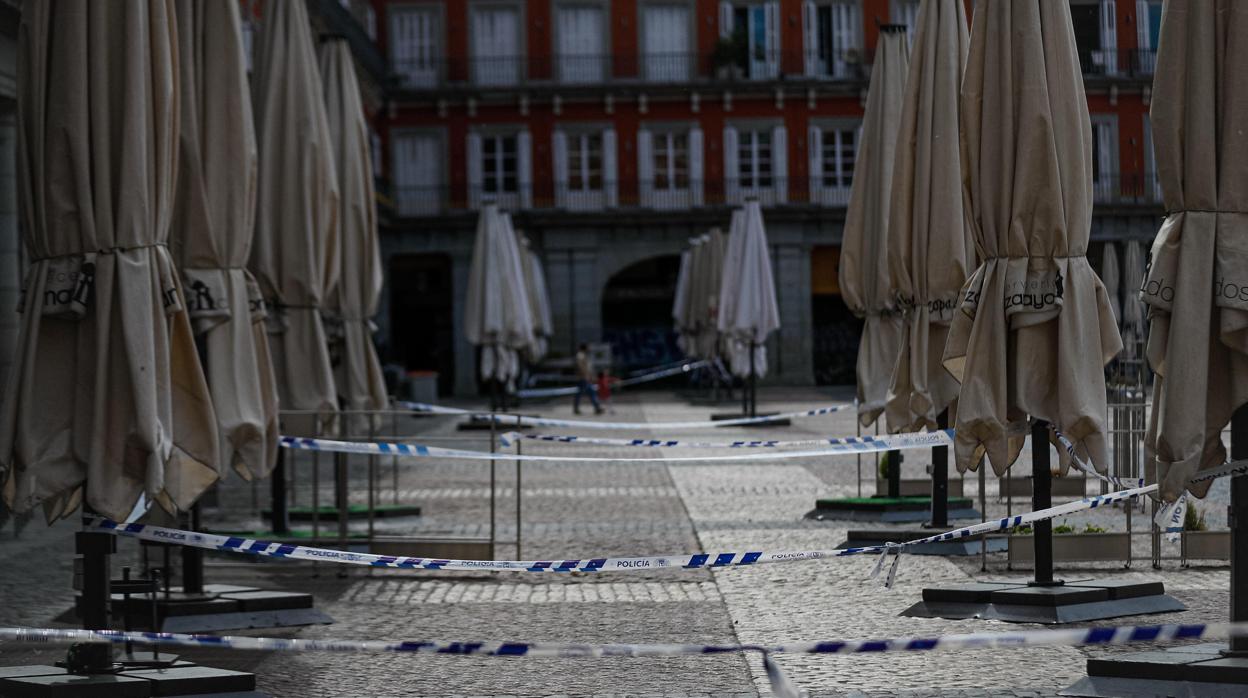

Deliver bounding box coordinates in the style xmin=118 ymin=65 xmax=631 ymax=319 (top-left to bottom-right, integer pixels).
xmin=1135 ymin=0 xmax=1162 ymax=74
xmin=653 ymin=133 xmax=689 ymax=191
xmin=472 ymin=5 xmax=521 ymax=86
xmin=392 ymin=6 xmax=440 ymax=87
xmin=1091 ymin=118 xmax=1117 ymax=203
xmin=393 ymin=132 xmax=443 ymax=216
xmin=482 ymin=134 xmax=518 ymax=194
xmin=728 ymin=2 xmax=778 ymax=80
xmin=642 ymin=4 xmax=691 ymax=82
xmin=891 ymin=0 xmax=920 ymax=47
xmin=567 ymin=133 xmax=603 ymax=191
xmin=738 ymin=129 xmax=772 ymax=189
xmin=807 ymin=1 xmax=860 ymax=78
xmin=1071 ymin=0 xmax=1117 ymax=76
xmin=557 ymin=4 xmax=605 ymax=83
xmin=820 ymin=126 xmax=856 ymax=189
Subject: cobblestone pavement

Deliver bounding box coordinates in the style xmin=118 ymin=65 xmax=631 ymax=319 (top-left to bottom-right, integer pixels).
xmin=0 ymin=388 xmax=1236 ymax=697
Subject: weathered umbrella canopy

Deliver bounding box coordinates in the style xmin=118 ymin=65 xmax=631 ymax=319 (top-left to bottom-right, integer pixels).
xmin=319 ymin=37 xmax=388 ymax=426
xmin=517 ymin=232 xmax=553 ymax=363
xmin=884 ymin=2 xmax=972 ymax=433
xmin=840 ymin=26 xmax=909 ymax=428
xmin=464 ymin=205 xmax=534 ymax=384
xmin=1121 ymin=239 xmax=1147 ymax=354
xmin=251 ymin=0 xmax=340 ymax=435
xmin=1102 ymin=242 xmax=1121 ymax=326
xmin=1143 ymin=0 xmax=1248 ymax=500
xmin=1 ymin=0 xmax=219 ymax=521
xmin=717 ymin=201 xmax=779 ymax=378
xmin=945 ymin=0 xmax=1122 ymax=476
xmin=170 ymin=0 xmax=279 ymax=481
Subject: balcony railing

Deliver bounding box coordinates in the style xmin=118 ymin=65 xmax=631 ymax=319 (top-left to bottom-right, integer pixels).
xmin=391 ymin=171 xmax=1162 ymax=218
xmin=1077 ymin=48 xmax=1159 ymax=79
xmin=391 ymin=50 xmax=872 ymax=90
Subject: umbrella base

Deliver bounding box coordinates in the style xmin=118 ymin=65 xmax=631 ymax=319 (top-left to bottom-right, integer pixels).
xmin=708 ymin=412 xmax=791 ymax=427
xmin=0 ymin=660 xmax=266 ymax=697
xmin=901 ymin=578 xmax=1185 ymax=624
xmin=1061 ymin=643 xmax=1248 ymax=696
xmin=63 ymin=583 xmax=332 ymax=634
xmin=806 ymin=496 xmax=978 ymax=523
xmin=836 ymin=528 xmax=1006 ymax=556
xmin=260 ymin=504 xmax=422 ymax=521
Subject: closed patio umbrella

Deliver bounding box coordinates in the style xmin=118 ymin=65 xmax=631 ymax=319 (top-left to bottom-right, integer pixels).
xmin=840 ymin=25 xmax=909 ymax=428
xmin=319 ymin=37 xmax=388 ymax=428
xmin=464 ymin=204 xmax=534 ymax=398
xmin=1121 ymin=239 xmax=1146 ymax=356
xmin=672 ymin=247 xmax=693 ymax=355
xmin=517 ymin=233 xmax=553 ymax=363
xmin=944 ymin=0 xmax=1122 ymax=476
xmin=884 ymin=1 xmax=972 ymax=434
xmin=1142 ymin=0 xmax=1248 ymax=501
xmin=170 ymin=0 xmax=279 ymax=481
xmin=717 ymin=200 xmax=779 ymax=414
xmin=1 ymin=0 xmax=219 ymax=522
xmin=698 ymin=228 xmax=726 ymax=361
xmin=1101 ymin=242 xmax=1121 ymax=327
xmin=251 ymin=0 xmax=340 ymax=435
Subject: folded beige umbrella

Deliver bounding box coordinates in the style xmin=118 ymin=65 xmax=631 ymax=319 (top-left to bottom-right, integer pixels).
xmin=884 ymin=1 xmax=972 ymax=433
xmin=1142 ymin=0 xmax=1248 ymax=501
xmin=517 ymin=234 xmax=553 ymax=362
xmin=250 ymin=0 xmax=340 ymax=435
xmin=945 ymin=0 xmax=1122 ymax=476
xmin=839 ymin=26 xmax=909 ymax=428
xmin=319 ymin=37 xmax=388 ymax=431
xmin=170 ymin=0 xmax=279 ymax=481
xmin=1 ymin=0 xmax=219 ymax=522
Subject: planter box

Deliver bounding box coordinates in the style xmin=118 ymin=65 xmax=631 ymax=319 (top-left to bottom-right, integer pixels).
xmin=1006 ymin=532 xmax=1131 ymax=565
xmin=1181 ymin=530 xmax=1231 ymax=562
xmin=875 ymin=478 xmax=965 ymax=498
xmin=1000 ymin=476 xmax=1089 ymax=499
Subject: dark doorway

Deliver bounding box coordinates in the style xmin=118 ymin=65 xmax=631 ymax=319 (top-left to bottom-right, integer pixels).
xmin=601 ymin=255 xmax=683 ymax=371
xmin=811 ymin=244 xmax=860 ymax=385
xmin=389 ymin=253 xmax=455 ymax=396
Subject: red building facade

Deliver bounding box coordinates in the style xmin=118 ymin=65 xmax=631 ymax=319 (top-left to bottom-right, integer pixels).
xmin=367 ymin=0 xmax=1164 ymax=394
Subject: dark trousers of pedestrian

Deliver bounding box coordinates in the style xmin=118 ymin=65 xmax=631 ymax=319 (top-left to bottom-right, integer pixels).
xmin=574 ymin=380 xmax=601 ymax=413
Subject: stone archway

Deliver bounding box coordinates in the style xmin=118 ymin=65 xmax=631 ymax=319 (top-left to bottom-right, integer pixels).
xmin=600 ymin=255 xmax=683 ymax=371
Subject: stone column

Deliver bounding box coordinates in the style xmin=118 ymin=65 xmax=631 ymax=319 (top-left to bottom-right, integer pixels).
xmin=0 ymin=101 xmax=19 ymax=396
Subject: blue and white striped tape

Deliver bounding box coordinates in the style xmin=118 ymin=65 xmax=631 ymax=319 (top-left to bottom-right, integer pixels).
xmin=280 ymin=430 xmax=948 ymax=463
xmin=88 ymin=469 xmax=1215 ymax=579
xmin=517 ymin=360 xmax=710 ymax=398
xmin=4 ymin=621 xmax=1246 ymax=698
xmin=398 ymin=401 xmax=854 ymax=430
xmin=498 ymin=429 xmax=953 ymax=451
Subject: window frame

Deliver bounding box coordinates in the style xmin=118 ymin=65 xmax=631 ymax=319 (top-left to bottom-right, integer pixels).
xmin=391 ymin=127 xmax=448 ymax=217
xmin=638 ymin=0 xmax=697 ymax=82
xmin=468 ymin=0 xmax=526 ymax=86
xmin=553 ymin=0 xmax=611 ymax=84
xmin=388 ymin=2 xmax=444 ymax=88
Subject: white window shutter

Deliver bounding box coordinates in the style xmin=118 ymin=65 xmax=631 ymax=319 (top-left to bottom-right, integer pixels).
xmin=719 ymin=1 xmax=733 ymax=38
xmin=552 ymin=130 xmax=569 ymax=208
xmin=772 ymin=124 xmax=787 ymax=203
xmin=467 ymin=131 xmax=483 ymax=208
xmin=517 ymin=130 xmax=533 ymax=208
xmin=1135 ymin=0 xmax=1150 ymax=49
xmin=723 ymin=125 xmax=739 ymax=203
xmin=689 ymin=127 xmax=704 ymax=206
xmin=1096 ymin=121 xmax=1114 ymax=195
xmin=807 ymin=124 xmax=822 ymax=199
xmin=602 ymin=128 xmax=618 ymax=207
xmin=765 ymin=1 xmax=780 ymax=78
xmin=637 ymin=128 xmax=655 ymax=207
xmin=1099 ymin=0 xmax=1117 ymax=74
xmin=803 ymin=1 xmax=818 ymax=76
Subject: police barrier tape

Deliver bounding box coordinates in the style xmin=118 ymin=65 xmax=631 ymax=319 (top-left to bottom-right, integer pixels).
xmin=499 ymin=429 xmax=954 ymax=450
xmin=398 ymin=400 xmax=855 ymax=430
xmin=280 ymin=431 xmax=952 ymax=463
xmin=4 ymin=622 xmax=1248 ymax=698
xmin=517 ymin=360 xmax=711 ymax=399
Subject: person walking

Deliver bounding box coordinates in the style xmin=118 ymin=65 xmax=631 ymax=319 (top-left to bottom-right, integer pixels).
xmin=574 ymin=343 xmax=604 ymax=415
xmin=596 ymin=369 xmax=618 ymax=414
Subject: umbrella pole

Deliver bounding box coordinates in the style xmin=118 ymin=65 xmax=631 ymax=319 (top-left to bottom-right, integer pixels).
xmin=271 ymin=449 xmax=291 ymax=535
xmin=887 ymin=449 xmax=901 ymax=499
xmin=181 ymin=503 xmax=204 ymax=594
xmin=929 ymin=409 xmax=949 ymax=528
xmin=748 ymin=340 xmax=756 ymax=418
xmin=1030 ymin=418 xmax=1060 ymax=587
xmin=1229 ymin=405 xmax=1248 ymax=656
